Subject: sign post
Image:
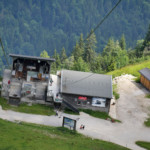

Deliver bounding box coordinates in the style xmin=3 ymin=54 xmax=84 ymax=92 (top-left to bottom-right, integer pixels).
xmin=62 ymin=117 xmax=77 ymax=131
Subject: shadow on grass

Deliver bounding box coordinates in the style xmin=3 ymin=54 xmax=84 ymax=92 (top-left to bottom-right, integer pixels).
xmin=136 ymin=141 xmax=150 ymax=150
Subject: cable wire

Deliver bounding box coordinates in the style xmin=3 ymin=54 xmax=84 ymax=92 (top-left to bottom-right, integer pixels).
xmin=67 ymin=0 xmax=122 ymax=86
xmin=63 ymin=73 xmax=94 ymax=86
xmin=85 ymin=0 xmax=122 ymax=41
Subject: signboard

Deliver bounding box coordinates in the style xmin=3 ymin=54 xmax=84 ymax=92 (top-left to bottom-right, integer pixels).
xmin=92 ymin=97 xmax=106 ymax=107
xmin=22 ymin=83 xmax=32 ymax=94
xmin=62 ymin=117 xmax=76 ymax=130
xmin=78 ymin=96 xmax=87 ymax=100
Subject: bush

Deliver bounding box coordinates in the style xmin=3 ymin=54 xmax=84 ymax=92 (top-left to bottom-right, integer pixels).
xmin=135 ymin=77 xmax=140 ymax=83
xmin=144 ymin=118 xmax=150 ymax=127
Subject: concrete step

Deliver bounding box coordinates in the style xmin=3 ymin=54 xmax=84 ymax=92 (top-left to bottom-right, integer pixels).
xmin=9 ymin=82 xmax=22 ymax=98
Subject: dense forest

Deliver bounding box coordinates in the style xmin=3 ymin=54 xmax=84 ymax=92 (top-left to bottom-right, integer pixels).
xmin=42 ymin=24 xmax=150 ymax=74
xmin=0 ymin=0 xmax=150 ymax=74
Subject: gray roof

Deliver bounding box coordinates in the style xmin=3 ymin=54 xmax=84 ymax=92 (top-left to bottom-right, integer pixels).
xmin=9 ymin=54 xmax=55 ymax=62
xmin=139 ymin=68 xmax=150 ymax=81
xmin=61 ymin=70 xmax=113 ymax=99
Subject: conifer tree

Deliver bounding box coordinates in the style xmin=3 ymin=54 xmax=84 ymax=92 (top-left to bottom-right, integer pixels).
xmin=142 ymin=24 xmax=150 ymax=51
xmin=119 ymin=34 xmax=126 ymax=50
xmin=72 ymin=33 xmax=85 ymax=61
xmin=84 ymin=30 xmax=97 ymax=64
xmin=79 ymin=33 xmax=85 ymax=55
xmin=60 ymin=47 xmax=67 ymax=63
xmin=73 ymin=57 xmax=90 ymax=72
xmin=40 ymin=50 xmax=50 ymax=58
xmin=72 ymin=43 xmax=83 ymax=61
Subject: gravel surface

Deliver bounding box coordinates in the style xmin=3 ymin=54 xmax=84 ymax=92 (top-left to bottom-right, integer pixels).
xmin=0 ymin=74 xmax=150 ymax=150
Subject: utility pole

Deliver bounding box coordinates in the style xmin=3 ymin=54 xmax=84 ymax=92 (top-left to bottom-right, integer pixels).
xmin=0 ymin=37 xmax=10 ymax=68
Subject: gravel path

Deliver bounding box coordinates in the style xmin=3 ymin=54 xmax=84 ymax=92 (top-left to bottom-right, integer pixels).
xmin=0 ymin=75 xmax=150 ymax=150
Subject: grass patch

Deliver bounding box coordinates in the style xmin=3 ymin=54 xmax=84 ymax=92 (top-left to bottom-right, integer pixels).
xmin=135 ymin=77 xmax=140 ymax=83
xmin=145 ymin=94 xmax=150 ymax=99
xmin=113 ymin=84 xmax=120 ymax=100
xmin=0 ymin=97 xmax=55 ymax=116
xmin=80 ymin=109 xmax=109 ymax=119
xmin=64 ymin=108 xmax=79 ymax=115
xmin=80 ymin=109 xmax=121 ymax=123
xmin=106 ymin=59 xmax=150 ymax=78
xmin=0 ymin=118 xmax=129 ymax=150
xmin=144 ymin=118 xmax=150 ymax=127
xmin=136 ymin=141 xmax=150 ymax=150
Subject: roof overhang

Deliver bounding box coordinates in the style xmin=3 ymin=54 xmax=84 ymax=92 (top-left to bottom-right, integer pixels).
xmin=139 ymin=68 xmax=150 ymax=81
xmin=9 ymin=53 xmax=55 ymax=62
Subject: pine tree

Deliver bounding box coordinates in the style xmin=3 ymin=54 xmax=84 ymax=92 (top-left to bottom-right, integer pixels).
xmin=142 ymin=24 xmax=150 ymax=51
xmin=135 ymin=40 xmax=144 ymax=57
xmin=73 ymin=57 xmax=90 ymax=72
xmin=72 ymin=33 xmax=85 ymax=61
xmin=102 ymin=38 xmax=115 ymax=56
xmin=72 ymin=43 xmax=83 ymax=61
xmin=119 ymin=34 xmax=126 ymax=50
xmin=91 ymin=54 xmax=102 ymax=73
xmin=64 ymin=56 xmax=74 ymax=70
xmin=84 ymin=30 xmax=97 ymax=63
xmin=54 ymin=49 xmax=61 ymax=69
xmin=79 ymin=33 xmax=85 ymax=54
xmin=60 ymin=47 xmax=67 ymax=63
xmin=40 ymin=50 xmax=50 ymax=58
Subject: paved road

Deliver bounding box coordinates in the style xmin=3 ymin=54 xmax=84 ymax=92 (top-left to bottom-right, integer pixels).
xmin=0 ymin=75 xmax=150 ymax=150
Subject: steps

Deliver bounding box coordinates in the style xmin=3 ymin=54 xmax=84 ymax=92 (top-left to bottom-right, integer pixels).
xmin=63 ymin=100 xmax=79 ymax=113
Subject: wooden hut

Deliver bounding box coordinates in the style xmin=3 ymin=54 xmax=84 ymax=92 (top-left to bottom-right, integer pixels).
xmin=139 ymin=68 xmax=150 ymax=90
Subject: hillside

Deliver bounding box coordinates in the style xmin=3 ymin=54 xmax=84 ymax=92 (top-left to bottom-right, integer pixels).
xmin=106 ymin=59 xmax=150 ymax=78
xmin=0 ymin=119 xmax=129 ymax=150
xmin=0 ymin=0 xmax=150 ymax=57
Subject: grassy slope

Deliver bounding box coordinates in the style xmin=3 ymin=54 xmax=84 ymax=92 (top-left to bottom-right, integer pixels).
xmin=0 ymin=119 xmax=129 ymax=150
xmin=0 ymin=97 xmax=55 ymax=116
xmin=106 ymin=60 xmax=150 ymax=78
xmin=136 ymin=141 xmax=150 ymax=150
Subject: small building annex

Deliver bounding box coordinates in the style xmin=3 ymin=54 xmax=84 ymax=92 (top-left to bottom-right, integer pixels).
xmin=139 ymin=68 xmax=150 ymax=90
xmin=2 ymin=54 xmax=55 ymax=105
xmin=59 ymin=70 xmax=113 ymax=113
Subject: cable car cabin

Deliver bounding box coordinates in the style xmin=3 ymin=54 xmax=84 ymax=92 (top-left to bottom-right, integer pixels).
xmin=10 ymin=54 xmax=55 ymax=82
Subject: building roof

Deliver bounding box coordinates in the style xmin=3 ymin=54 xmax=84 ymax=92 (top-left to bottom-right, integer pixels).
xmin=9 ymin=54 xmax=55 ymax=62
xmin=60 ymin=70 xmax=113 ymax=99
xmin=139 ymin=68 xmax=150 ymax=81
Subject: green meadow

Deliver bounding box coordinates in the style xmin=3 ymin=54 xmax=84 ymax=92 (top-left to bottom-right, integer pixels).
xmin=0 ymin=119 xmax=129 ymax=150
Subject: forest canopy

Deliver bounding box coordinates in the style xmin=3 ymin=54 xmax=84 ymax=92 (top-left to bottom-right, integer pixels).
xmin=0 ymin=0 xmax=150 ymax=74
xmin=0 ymin=0 xmax=150 ymax=56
